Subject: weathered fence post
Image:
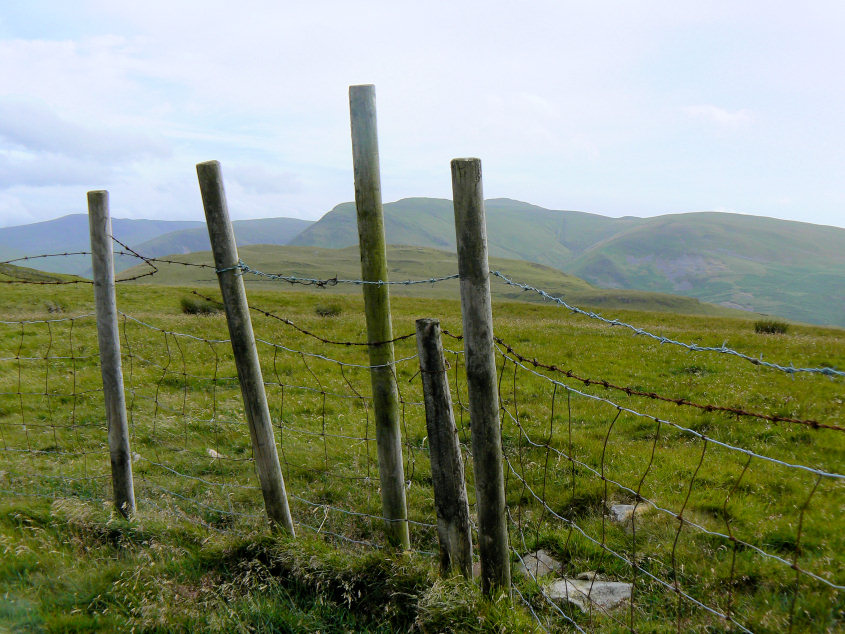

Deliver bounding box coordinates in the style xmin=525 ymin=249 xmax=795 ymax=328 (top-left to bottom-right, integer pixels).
xmin=416 ymin=318 xmax=473 ymax=578
xmin=348 ymin=84 xmax=410 ymax=549
xmin=87 ymin=190 xmax=136 ymax=519
xmin=451 ymin=158 xmax=511 ymax=594
xmin=196 ymin=160 xmax=295 ymax=534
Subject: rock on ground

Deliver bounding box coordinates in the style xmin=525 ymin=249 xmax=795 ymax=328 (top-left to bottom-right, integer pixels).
xmin=515 ymin=549 xmax=562 ymax=578
xmin=545 ymin=577 xmax=632 ymax=612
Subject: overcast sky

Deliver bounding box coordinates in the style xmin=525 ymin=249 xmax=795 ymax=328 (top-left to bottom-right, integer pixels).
xmin=1 ymin=1 xmax=843 ymax=228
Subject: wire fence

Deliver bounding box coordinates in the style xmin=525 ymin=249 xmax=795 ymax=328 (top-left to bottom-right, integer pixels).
xmin=2 ymin=247 xmax=843 ymax=632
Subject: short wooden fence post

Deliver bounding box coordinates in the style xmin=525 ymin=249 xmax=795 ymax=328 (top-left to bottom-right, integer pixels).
xmin=196 ymin=160 xmax=295 ymax=534
xmin=451 ymin=158 xmax=511 ymax=594
xmin=415 ymin=318 xmax=473 ymax=578
xmin=87 ymin=190 xmax=136 ymax=519
xmin=349 ymin=84 xmax=410 ymax=549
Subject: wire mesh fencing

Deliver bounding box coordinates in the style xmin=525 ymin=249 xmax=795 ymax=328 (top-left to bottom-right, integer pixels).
xmin=2 ymin=249 xmax=843 ymax=632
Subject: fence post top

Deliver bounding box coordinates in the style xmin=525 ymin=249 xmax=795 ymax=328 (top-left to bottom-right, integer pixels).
xmin=416 ymin=317 xmax=440 ymax=328
xmin=196 ymin=159 xmax=221 ymax=171
xmin=87 ymin=190 xmax=108 ymax=199
xmin=451 ymin=157 xmax=481 ymax=165
xmin=349 ymin=83 xmax=375 ymax=92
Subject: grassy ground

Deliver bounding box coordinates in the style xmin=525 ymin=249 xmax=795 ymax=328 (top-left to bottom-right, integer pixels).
xmin=1 ymin=280 xmax=843 ymax=632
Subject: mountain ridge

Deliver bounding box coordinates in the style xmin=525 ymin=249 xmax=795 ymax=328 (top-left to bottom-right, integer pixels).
xmin=3 ymin=199 xmax=842 ymax=326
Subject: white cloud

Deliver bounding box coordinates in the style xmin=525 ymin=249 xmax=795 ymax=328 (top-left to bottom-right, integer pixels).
xmin=683 ymin=105 xmax=754 ymax=128
xmin=0 ymin=100 xmax=170 ymax=161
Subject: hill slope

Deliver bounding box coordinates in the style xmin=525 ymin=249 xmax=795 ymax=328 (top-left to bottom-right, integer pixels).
xmin=128 ymin=217 xmax=314 ymax=260
xmin=292 ymin=198 xmax=845 ymax=327
xmin=0 ymin=214 xmax=313 ymax=277
xmin=291 ymin=198 xmax=641 ymax=271
xmin=119 ymin=243 xmax=753 ymax=319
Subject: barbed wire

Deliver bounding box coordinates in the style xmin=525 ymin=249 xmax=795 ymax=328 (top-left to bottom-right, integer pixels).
xmin=190 ymin=290 xmax=419 ymax=348
xmin=490 ymin=270 xmax=845 ymax=378
xmin=3 ymin=250 xmax=842 ymax=631
xmin=494 ymin=335 xmax=843 ymax=431
xmin=497 ymin=346 xmax=843 ymax=481
xmin=216 ymin=258 xmax=460 ymax=287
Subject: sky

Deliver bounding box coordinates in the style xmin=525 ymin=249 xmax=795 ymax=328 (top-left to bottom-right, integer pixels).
xmin=0 ymin=1 xmax=843 ymax=229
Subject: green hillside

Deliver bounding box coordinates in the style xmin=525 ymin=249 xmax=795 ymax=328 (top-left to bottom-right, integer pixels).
xmin=128 ymin=217 xmax=313 ymax=259
xmin=568 ymin=212 xmax=845 ymax=327
xmin=0 ymin=261 xmax=83 ymax=284
xmin=290 ymin=198 xmax=641 ymax=271
xmin=120 ymin=243 xmax=753 ymax=319
xmin=7 ymin=199 xmax=843 ymax=326
xmin=291 ymin=198 xmax=845 ymax=327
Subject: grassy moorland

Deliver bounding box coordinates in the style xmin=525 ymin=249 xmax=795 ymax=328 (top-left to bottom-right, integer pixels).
xmin=0 ymin=275 xmax=842 ymax=632
xmin=117 ymin=243 xmax=755 ymax=319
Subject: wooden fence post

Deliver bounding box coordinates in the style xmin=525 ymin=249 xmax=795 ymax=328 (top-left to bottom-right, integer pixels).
xmin=416 ymin=318 xmax=473 ymax=578
xmin=87 ymin=190 xmax=136 ymax=519
xmin=349 ymin=84 xmax=410 ymax=549
xmin=196 ymin=160 xmax=295 ymax=534
xmin=451 ymin=158 xmax=511 ymax=594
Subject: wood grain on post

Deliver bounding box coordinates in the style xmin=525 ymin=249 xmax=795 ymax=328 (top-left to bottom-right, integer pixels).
xmin=451 ymin=158 xmax=511 ymax=594
xmin=416 ymin=318 xmax=473 ymax=578
xmin=87 ymin=190 xmax=136 ymax=518
xmin=196 ymin=161 xmax=295 ymax=534
xmin=348 ymin=84 xmax=410 ymax=549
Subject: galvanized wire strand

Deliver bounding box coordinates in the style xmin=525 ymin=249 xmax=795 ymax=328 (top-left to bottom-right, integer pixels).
xmin=511 ymin=547 xmax=584 ymax=633
xmin=494 ymin=335 xmax=842 ymax=431
xmin=490 ymin=270 xmax=844 ymax=377
xmin=498 ymin=402 xmax=845 ymax=591
xmin=218 ymin=258 xmax=460 ymax=287
xmin=117 ymin=310 xmax=420 ymax=370
xmin=502 ymin=454 xmax=755 ymax=634
xmin=0 ymin=313 xmax=96 ymax=325
xmin=498 ymin=345 xmax=845 ymax=481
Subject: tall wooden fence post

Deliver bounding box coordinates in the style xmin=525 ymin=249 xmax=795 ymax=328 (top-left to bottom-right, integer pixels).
xmin=451 ymin=158 xmax=511 ymax=594
xmin=349 ymin=84 xmax=410 ymax=549
xmin=87 ymin=190 xmax=136 ymax=519
xmin=196 ymin=160 xmax=295 ymax=534
xmin=416 ymin=318 xmax=473 ymax=578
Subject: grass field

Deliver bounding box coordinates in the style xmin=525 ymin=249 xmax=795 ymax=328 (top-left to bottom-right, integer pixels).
xmin=1 ymin=274 xmax=843 ymax=632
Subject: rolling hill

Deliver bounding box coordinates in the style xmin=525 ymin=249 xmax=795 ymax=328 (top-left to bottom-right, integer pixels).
xmin=0 ymin=214 xmax=313 ymax=277
xmin=5 ymin=198 xmax=843 ymax=326
xmin=292 ymin=198 xmax=845 ymax=327
xmin=118 ymin=243 xmax=755 ymax=319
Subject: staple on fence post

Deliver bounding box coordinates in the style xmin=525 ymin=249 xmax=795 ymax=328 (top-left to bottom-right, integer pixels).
xmin=348 ymin=84 xmax=410 ymax=549
xmin=451 ymin=158 xmax=511 ymax=595
xmin=416 ymin=318 xmax=473 ymax=578
xmin=196 ymin=160 xmax=295 ymax=534
xmin=87 ymin=190 xmax=136 ymax=519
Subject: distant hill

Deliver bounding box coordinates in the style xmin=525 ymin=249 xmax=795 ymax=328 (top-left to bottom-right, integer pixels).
xmin=0 ymin=261 xmax=84 ymax=284
xmin=127 ymin=217 xmax=313 ymax=260
xmin=118 ymin=243 xmax=754 ymax=320
xmin=0 ymin=214 xmax=313 ymax=277
xmin=6 ymin=199 xmax=844 ymax=326
xmin=292 ymin=198 xmax=845 ymax=327
xmin=290 ymin=198 xmax=642 ymax=271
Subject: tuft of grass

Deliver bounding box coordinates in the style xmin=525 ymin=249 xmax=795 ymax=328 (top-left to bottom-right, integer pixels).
xmin=314 ymin=303 xmax=342 ymax=317
xmin=180 ymin=296 xmax=221 ymax=315
xmin=754 ymin=319 xmax=789 ymax=334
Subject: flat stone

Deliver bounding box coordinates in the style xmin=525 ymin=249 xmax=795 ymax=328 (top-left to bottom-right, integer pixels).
xmin=516 ymin=549 xmax=562 ymax=579
xmin=608 ymin=503 xmax=650 ymax=526
xmin=545 ymin=578 xmax=632 ymax=612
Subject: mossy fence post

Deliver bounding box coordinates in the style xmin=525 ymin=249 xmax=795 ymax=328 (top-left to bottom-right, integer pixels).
xmin=87 ymin=190 xmax=136 ymax=519
xmin=451 ymin=158 xmax=511 ymax=595
xmin=348 ymin=84 xmax=410 ymax=549
xmin=196 ymin=160 xmax=295 ymax=534
xmin=415 ymin=318 xmax=473 ymax=578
